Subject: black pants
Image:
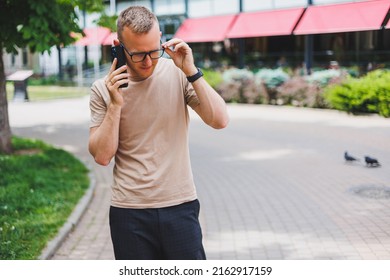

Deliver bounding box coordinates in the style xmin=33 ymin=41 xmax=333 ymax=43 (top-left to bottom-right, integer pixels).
xmin=109 ymin=199 xmax=206 ymax=260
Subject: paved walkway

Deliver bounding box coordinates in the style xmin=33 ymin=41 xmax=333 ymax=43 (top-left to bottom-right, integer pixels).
xmin=9 ymin=96 xmax=390 ymax=260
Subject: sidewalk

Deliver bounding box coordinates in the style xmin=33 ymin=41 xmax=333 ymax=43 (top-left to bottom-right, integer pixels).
xmin=9 ymin=97 xmax=390 ymax=260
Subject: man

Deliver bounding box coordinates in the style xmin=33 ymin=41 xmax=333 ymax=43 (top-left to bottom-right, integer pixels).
xmin=88 ymin=6 xmax=228 ymax=260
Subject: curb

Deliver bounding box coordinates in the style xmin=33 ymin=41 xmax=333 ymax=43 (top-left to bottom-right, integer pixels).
xmin=38 ymin=167 xmax=96 ymax=260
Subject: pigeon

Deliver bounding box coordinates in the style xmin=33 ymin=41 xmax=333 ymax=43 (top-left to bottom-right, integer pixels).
xmin=364 ymin=156 xmax=381 ymax=167
xmin=344 ymin=151 xmax=359 ymax=162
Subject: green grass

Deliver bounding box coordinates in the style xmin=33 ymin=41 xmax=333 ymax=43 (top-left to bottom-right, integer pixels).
xmin=6 ymin=83 xmax=89 ymax=101
xmin=0 ymin=137 xmax=90 ymax=259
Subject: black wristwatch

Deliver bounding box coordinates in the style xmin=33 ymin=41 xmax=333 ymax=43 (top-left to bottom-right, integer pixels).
xmin=186 ymin=68 xmax=203 ymax=83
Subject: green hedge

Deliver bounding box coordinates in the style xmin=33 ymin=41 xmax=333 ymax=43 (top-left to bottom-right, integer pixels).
xmin=202 ymin=68 xmax=223 ymax=89
xmin=324 ymin=69 xmax=390 ymax=117
xmin=203 ymin=67 xmax=389 ymax=118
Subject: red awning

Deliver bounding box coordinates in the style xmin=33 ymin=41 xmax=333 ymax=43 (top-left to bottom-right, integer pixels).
xmin=174 ymin=14 xmax=237 ymax=43
xmin=75 ymin=27 xmax=111 ymax=46
xmin=102 ymin=32 xmax=118 ymax=46
xmin=294 ymin=0 xmax=390 ymax=35
xmin=227 ymin=7 xmax=304 ymax=38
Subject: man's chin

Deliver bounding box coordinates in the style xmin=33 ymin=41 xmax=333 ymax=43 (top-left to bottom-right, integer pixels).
xmin=138 ymin=66 xmax=154 ymax=79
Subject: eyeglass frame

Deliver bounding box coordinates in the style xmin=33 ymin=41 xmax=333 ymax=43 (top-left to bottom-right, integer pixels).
xmin=119 ymin=41 xmax=165 ymax=63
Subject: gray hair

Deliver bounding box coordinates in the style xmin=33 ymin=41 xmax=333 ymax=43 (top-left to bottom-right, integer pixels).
xmin=117 ymin=6 xmax=158 ymax=41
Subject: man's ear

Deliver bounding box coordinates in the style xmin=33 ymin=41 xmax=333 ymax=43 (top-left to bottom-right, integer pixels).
xmin=113 ymin=38 xmax=120 ymax=46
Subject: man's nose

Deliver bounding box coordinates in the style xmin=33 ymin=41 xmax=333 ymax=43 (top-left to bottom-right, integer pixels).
xmin=142 ymin=55 xmax=153 ymax=66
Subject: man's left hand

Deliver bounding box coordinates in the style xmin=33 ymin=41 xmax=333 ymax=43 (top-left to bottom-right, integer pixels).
xmin=162 ymin=38 xmax=198 ymax=77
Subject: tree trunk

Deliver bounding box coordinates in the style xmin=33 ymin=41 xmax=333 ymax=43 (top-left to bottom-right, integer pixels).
xmin=57 ymin=45 xmax=63 ymax=81
xmin=0 ymin=47 xmax=13 ymax=154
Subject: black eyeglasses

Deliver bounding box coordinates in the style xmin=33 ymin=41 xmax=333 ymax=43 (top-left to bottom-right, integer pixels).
xmin=120 ymin=42 xmax=165 ymax=63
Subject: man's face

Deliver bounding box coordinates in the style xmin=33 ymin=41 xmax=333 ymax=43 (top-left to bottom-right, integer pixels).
xmin=121 ymin=22 xmax=162 ymax=81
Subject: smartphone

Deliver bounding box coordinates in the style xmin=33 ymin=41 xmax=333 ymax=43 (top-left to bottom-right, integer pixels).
xmin=111 ymin=44 xmax=128 ymax=88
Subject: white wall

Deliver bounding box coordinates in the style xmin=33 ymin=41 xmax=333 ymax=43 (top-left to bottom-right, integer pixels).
xmin=155 ymin=0 xmax=185 ymax=15
xmin=39 ymin=48 xmax=59 ymax=76
xmin=4 ymin=0 xmax=367 ymax=76
xmin=176 ymin=0 xmax=362 ymax=17
xmin=188 ymin=0 xmax=238 ymax=17
xmin=117 ymin=0 xmax=151 ymax=13
xmin=243 ymin=0 xmax=308 ymax=11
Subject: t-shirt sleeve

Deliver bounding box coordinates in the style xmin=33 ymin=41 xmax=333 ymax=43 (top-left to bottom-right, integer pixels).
xmin=89 ymin=79 xmax=110 ymax=128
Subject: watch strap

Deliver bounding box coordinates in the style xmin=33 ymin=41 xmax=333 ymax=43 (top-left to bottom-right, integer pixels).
xmin=186 ymin=68 xmax=203 ymax=83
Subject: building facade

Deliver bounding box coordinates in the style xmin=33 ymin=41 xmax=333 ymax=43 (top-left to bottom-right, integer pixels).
xmin=3 ymin=0 xmax=390 ymax=79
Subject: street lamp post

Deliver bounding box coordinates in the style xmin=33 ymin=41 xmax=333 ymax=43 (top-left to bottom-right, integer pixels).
xmin=150 ymin=0 xmax=155 ymax=13
xmin=110 ymin=0 xmax=116 ymax=15
xmin=184 ymin=0 xmax=189 ymax=18
xmin=238 ymin=0 xmax=245 ymax=69
xmin=304 ymin=0 xmax=313 ymax=74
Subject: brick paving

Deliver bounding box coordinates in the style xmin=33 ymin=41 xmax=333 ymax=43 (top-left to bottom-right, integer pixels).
xmin=9 ymin=97 xmax=390 ymax=260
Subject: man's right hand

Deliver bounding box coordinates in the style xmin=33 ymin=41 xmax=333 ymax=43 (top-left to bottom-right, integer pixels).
xmin=105 ymin=59 xmax=129 ymax=107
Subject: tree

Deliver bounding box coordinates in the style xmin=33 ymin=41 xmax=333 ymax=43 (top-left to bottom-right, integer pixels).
xmin=95 ymin=12 xmax=118 ymax=32
xmin=0 ymin=0 xmax=103 ymax=154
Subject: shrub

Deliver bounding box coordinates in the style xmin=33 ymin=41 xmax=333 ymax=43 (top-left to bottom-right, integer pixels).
xmin=255 ymin=68 xmax=290 ymax=104
xmin=217 ymin=68 xmax=264 ymax=104
xmin=202 ymin=68 xmax=223 ymax=90
xmin=324 ymin=69 xmax=390 ymax=117
xmin=217 ymin=81 xmax=241 ymax=103
xmin=28 ymin=75 xmax=59 ymax=86
xmin=222 ymin=67 xmax=254 ymax=82
xmin=255 ymin=68 xmax=290 ymax=89
xmin=305 ymin=69 xmax=342 ymax=87
xmin=275 ymin=76 xmax=334 ymax=108
xmin=275 ymin=69 xmax=345 ymax=108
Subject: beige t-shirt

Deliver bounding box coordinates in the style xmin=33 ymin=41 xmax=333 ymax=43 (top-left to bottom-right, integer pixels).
xmin=90 ymin=58 xmax=200 ymax=208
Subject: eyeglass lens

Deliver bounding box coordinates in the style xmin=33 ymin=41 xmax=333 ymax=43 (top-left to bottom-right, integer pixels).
xmin=131 ymin=50 xmax=163 ymax=62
